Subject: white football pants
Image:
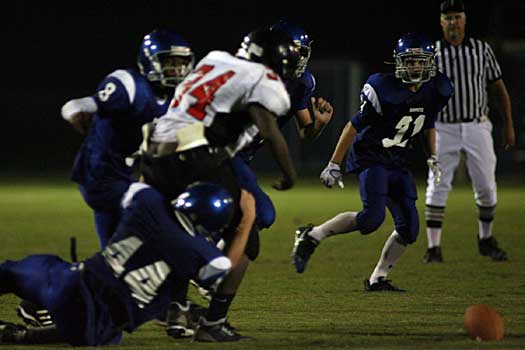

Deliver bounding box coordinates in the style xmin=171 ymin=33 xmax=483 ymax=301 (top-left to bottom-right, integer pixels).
xmin=426 ymin=120 xmax=497 ymax=207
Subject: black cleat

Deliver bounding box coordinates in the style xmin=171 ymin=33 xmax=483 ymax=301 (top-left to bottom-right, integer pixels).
xmin=16 ymin=300 xmax=54 ymax=328
xmin=478 ymin=236 xmax=508 ymax=261
xmin=193 ymin=318 xmax=244 ymax=342
xmin=364 ymin=277 xmax=406 ymax=292
xmin=0 ymin=321 xmax=27 ymax=344
xmin=292 ymin=224 xmax=319 ymax=273
xmin=166 ymin=301 xmax=207 ymax=338
xmin=423 ymin=246 xmax=443 ymax=263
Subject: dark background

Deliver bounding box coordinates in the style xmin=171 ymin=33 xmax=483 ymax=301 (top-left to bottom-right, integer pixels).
xmin=4 ymin=0 xmax=525 ymax=178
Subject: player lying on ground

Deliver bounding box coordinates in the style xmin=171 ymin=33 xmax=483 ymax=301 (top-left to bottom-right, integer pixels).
xmin=0 ymin=182 xmax=255 ymax=346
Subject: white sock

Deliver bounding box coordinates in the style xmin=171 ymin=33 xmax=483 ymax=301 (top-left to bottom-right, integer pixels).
xmin=426 ymin=227 xmax=442 ymax=248
xmin=369 ymin=231 xmax=407 ymax=284
xmin=309 ymin=212 xmax=358 ymax=242
xmin=478 ymin=220 xmax=493 ymax=240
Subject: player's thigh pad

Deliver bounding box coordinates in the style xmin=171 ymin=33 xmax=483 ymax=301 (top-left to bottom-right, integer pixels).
xmin=356 ymin=167 xmax=388 ymax=235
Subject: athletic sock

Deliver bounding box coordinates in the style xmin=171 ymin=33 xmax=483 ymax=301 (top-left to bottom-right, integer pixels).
xmin=369 ymin=231 xmax=407 ymax=284
xmin=309 ymin=212 xmax=358 ymax=242
xmin=426 ymin=227 xmax=442 ymax=248
xmin=205 ymin=293 xmax=235 ymax=323
xmin=477 ymin=205 xmax=496 ymax=240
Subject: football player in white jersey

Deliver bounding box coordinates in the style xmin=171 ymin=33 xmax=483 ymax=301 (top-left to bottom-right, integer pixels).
xmin=140 ymin=28 xmax=301 ymax=341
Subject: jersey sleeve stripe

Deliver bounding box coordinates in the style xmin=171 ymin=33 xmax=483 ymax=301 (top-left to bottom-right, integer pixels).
xmin=109 ymin=70 xmax=137 ymax=104
xmin=362 ymin=83 xmax=382 ymax=115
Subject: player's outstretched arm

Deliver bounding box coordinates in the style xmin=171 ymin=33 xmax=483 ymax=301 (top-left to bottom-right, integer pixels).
xmin=320 ymin=121 xmax=356 ymax=188
xmin=248 ymin=104 xmax=297 ymax=191
xmin=226 ymin=190 xmax=256 ymax=268
xmin=330 ymin=121 xmax=356 ymax=165
xmin=61 ymin=97 xmax=98 ymax=134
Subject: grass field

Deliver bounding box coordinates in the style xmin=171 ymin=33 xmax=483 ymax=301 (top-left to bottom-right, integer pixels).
xmin=0 ymin=176 xmax=524 ymax=349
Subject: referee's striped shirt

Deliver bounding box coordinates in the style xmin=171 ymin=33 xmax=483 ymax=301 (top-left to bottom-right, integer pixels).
xmin=435 ymin=36 xmax=502 ymax=123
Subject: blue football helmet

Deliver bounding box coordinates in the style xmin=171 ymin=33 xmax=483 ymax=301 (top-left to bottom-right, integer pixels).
xmin=172 ymin=182 xmax=234 ymax=241
xmin=270 ymin=21 xmax=312 ymax=78
xmin=236 ymin=27 xmax=301 ymax=79
xmin=394 ymin=33 xmax=436 ymax=84
xmin=137 ymin=29 xmax=194 ymax=88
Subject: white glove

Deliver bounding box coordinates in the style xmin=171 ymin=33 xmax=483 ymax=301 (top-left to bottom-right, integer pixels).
xmin=427 ymin=155 xmax=441 ymax=186
xmin=320 ymin=162 xmax=344 ymax=189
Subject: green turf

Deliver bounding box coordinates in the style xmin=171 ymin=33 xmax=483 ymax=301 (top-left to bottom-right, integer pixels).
xmin=0 ymin=177 xmax=524 ymax=349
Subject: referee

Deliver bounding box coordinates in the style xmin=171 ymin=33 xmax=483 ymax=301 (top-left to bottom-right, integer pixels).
xmin=423 ymin=0 xmax=515 ymax=263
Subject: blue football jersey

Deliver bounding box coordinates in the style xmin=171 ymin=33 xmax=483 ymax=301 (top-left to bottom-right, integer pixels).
xmin=346 ymin=72 xmax=453 ymax=173
xmin=71 ymin=69 xmax=171 ymax=189
xmin=83 ymin=183 xmax=229 ymax=334
xmin=239 ymin=69 xmax=316 ymax=161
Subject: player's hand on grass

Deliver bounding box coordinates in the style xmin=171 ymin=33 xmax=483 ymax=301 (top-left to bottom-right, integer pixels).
xmin=320 ymin=161 xmax=344 ymax=189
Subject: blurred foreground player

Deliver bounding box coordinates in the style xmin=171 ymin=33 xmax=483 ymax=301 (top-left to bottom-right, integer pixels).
xmin=0 ymin=182 xmax=255 ymax=346
xmin=141 ymin=27 xmax=300 ymax=340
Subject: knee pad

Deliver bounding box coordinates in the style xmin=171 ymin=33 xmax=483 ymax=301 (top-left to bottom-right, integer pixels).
xmin=357 ymin=210 xmax=385 ymax=235
xmin=396 ymin=225 xmax=418 ymax=245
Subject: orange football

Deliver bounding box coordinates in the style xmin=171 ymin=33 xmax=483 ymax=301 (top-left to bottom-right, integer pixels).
xmin=464 ymin=304 xmax=504 ymax=341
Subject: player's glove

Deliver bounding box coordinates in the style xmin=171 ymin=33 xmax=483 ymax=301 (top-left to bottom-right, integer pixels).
xmin=427 ymin=155 xmax=441 ymax=186
xmin=320 ymin=162 xmax=344 ymax=189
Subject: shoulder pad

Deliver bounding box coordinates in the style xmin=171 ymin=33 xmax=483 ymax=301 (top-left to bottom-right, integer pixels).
xmin=121 ymin=182 xmax=152 ymax=209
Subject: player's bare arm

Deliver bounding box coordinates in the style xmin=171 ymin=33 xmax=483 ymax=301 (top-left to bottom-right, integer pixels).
xmin=225 ymin=189 xmax=256 ymax=269
xmin=296 ymin=97 xmax=334 ymax=141
xmin=424 ymin=128 xmax=437 ymax=157
xmin=248 ymin=104 xmax=297 ymax=190
xmin=330 ymin=121 xmax=357 ymax=164
xmin=489 ymin=79 xmax=515 ymax=149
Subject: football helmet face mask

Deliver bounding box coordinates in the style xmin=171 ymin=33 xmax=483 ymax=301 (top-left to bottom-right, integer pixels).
xmin=137 ymin=29 xmax=194 ymax=88
xmin=394 ymin=33 xmax=436 ymax=84
xmin=172 ymin=182 xmax=234 ymax=242
xmin=236 ymin=28 xmax=301 ymax=80
xmin=270 ymin=21 xmax=312 ymax=78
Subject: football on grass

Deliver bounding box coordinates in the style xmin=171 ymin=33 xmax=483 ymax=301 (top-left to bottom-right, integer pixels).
xmin=464 ymin=304 xmax=504 ymax=341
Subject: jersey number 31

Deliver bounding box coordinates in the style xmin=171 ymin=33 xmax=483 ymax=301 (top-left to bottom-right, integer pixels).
xmin=382 ymin=115 xmax=425 ymax=148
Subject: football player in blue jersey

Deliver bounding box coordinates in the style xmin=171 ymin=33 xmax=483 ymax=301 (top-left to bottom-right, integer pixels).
xmin=232 ymin=20 xmax=334 ymax=231
xmin=22 ymin=28 xmax=195 ymax=336
xmin=292 ymin=33 xmax=454 ymax=292
xmin=61 ymin=29 xmax=194 ymax=249
xmin=0 ymin=182 xmax=256 ymax=346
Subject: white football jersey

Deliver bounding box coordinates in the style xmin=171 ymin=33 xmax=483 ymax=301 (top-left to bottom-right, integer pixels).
xmin=152 ymin=51 xmax=290 ymax=153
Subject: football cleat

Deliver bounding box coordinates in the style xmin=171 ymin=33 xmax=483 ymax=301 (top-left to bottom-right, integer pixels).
xmin=364 ymin=277 xmax=406 ymax=292
xmin=478 ymin=236 xmax=508 ymax=261
xmin=193 ymin=317 xmax=244 ymax=342
xmin=292 ymin=224 xmax=319 ymax=273
xmin=166 ymin=301 xmax=207 ymax=338
xmin=16 ymin=300 xmax=54 ymax=328
xmin=423 ymin=246 xmax=443 ymax=263
xmin=0 ymin=321 xmax=27 ymax=344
